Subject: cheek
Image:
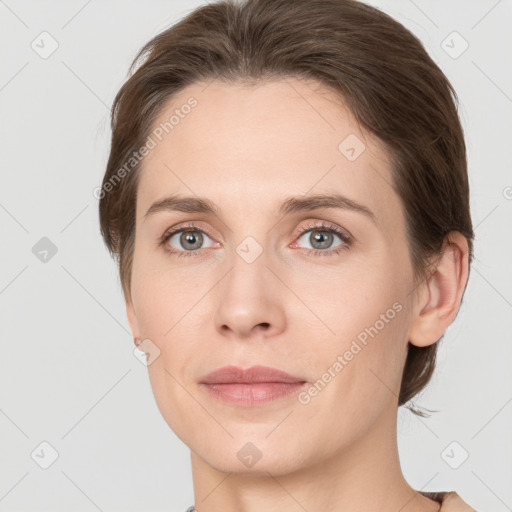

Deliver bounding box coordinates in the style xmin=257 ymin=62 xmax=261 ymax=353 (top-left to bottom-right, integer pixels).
xmin=130 ymin=258 xmax=210 ymax=409
xmin=301 ymin=306 xmax=409 ymax=445
xmin=130 ymin=247 xmax=199 ymax=338
xmin=287 ymin=252 xmax=402 ymax=338
xmin=298 ymin=258 xmax=410 ymax=411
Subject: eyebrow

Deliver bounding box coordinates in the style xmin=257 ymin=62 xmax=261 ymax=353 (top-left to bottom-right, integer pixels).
xmin=143 ymin=193 xmax=376 ymax=223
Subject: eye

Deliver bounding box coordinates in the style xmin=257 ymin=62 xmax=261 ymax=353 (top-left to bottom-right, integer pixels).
xmin=159 ymin=223 xmax=218 ymax=258
xmin=293 ymin=221 xmax=351 ymax=256
xmin=159 ymin=221 xmax=352 ymax=259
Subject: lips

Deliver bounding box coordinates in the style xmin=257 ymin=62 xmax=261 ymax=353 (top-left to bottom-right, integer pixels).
xmin=199 ymin=365 xmax=308 ymax=406
xmin=200 ymin=365 xmax=306 ymax=384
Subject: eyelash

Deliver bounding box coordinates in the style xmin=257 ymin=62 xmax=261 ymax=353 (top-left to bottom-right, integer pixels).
xmin=158 ymin=221 xmax=352 ymax=259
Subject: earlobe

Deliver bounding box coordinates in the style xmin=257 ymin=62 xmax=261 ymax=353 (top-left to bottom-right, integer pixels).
xmin=125 ymin=295 xmax=141 ymax=346
xmin=408 ymin=232 xmax=470 ymax=348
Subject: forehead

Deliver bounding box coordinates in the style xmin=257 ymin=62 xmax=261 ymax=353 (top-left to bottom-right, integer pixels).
xmin=136 ymin=78 xmax=401 ymax=225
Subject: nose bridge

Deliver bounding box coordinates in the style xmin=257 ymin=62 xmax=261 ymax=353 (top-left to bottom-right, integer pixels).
xmin=235 ymin=233 xmax=267 ymax=268
xmin=223 ymin=208 xmax=272 ymax=281
xmin=225 ymin=232 xmax=270 ymax=297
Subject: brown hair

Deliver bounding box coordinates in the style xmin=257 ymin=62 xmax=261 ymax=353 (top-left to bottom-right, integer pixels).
xmin=99 ymin=0 xmax=474 ymax=416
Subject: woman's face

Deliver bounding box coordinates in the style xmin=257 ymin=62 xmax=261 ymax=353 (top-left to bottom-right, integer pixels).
xmin=127 ymin=78 xmax=418 ymax=475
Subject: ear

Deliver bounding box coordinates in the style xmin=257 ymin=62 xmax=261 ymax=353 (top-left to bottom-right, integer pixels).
xmin=408 ymin=232 xmax=470 ymax=348
xmin=125 ymin=293 xmax=142 ymax=347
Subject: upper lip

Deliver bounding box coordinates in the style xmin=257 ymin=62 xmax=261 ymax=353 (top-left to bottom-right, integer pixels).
xmin=200 ymin=365 xmax=306 ymax=384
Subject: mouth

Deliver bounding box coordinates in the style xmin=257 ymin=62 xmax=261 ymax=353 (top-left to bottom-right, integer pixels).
xmin=199 ymin=365 xmax=307 ymax=406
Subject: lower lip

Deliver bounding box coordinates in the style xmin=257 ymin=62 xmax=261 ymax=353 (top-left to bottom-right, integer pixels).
xmin=200 ymin=382 xmax=306 ymax=406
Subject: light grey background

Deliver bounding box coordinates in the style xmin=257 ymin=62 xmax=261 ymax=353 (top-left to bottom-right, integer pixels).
xmin=1 ymin=0 xmax=511 ymax=511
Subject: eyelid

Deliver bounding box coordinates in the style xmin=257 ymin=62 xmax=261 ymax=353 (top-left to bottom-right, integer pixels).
xmin=159 ymin=221 xmax=217 ymax=247
xmin=292 ymin=220 xmax=352 ymax=244
xmin=160 ymin=221 xmax=215 ymax=241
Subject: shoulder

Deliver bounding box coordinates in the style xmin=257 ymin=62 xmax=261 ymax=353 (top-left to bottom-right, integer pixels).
xmin=440 ymin=491 xmax=478 ymax=511
xmin=419 ymin=490 xmax=478 ymax=511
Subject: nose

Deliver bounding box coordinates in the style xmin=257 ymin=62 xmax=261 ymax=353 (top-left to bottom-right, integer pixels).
xmin=213 ymin=246 xmax=286 ymax=340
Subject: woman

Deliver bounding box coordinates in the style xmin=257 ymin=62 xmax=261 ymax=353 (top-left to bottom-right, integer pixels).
xmin=98 ymin=0 xmax=477 ymax=510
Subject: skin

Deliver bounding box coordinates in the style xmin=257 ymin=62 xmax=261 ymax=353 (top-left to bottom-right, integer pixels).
xmin=125 ymin=78 xmax=469 ymax=512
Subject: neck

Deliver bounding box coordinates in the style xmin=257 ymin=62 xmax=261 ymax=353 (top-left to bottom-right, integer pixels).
xmin=189 ymin=405 xmax=440 ymax=512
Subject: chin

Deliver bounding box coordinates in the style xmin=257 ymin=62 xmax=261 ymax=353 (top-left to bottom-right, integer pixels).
xmin=188 ymin=430 xmax=319 ymax=477
xmin=202 ymin=448 xmax=309 ymax=477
